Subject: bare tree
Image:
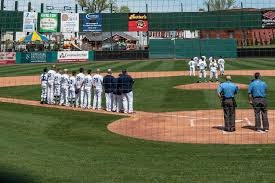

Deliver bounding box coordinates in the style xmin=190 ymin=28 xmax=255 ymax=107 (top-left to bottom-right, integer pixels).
xmin=204 ymin=0 xmax=236 ymax=11
xmin=77 ymin=0 xmax=112 ymax=13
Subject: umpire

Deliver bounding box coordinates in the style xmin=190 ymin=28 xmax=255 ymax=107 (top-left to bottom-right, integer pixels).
xmin=217 ymin=76 xmax=239 ymax=132
xmin=248 ymin=73 xmax=269 ymax=132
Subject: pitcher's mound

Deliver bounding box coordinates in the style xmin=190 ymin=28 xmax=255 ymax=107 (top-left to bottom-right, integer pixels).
xmin=175 ymin=82 xmax=248 ymax=90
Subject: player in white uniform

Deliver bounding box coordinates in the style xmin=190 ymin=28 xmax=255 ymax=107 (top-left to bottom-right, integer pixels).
xmin=197 ymin=57 xmax=207 ymax=82
xmin=40 ymin=68 xmax=48 ymax=104
xmin=60 ymin=69 xmax=70 ymax=106
xmin=218 ymin=56 xmax=225 ymax=76
xmin=47 ymin=65 xmax=56 ymax=105
xmin=209 ymin=58 xmax=219 ymax=82
xmin=75 ymin=68 xmax=85 ymax=108
xmin=188 ymin=58 xmax=197 ymax=76
xmin=69 ymin=71 xmax=76 ymax=107
xmin=83 ymin=70 xmax=93 ymax=109
xmin=92 ymin=69 xmax=103 ymax=110
xmin=54 ymin=69 xmax=62 ymax=105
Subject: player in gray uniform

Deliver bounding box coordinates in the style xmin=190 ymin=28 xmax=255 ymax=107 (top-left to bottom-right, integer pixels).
xmin=54 ymin=68 xmax=62 ymax=105
xmin=75 ymin=68 xmax=85 ymax=108
xmin=40 ymin=68 xmax=48 ymax=104
xmin=188 ymin=58 xmax=197 ymax=76
xmin=47 ymin=65 xmax=56 ymax=105
xmin=83 ymin=70 xmax=93 ymax=109
xmin=69 ymin=71 xmax=77 ymax=107
xmin=60 ymin=69 xmax=70 ymax=106
xmin=209 ymin=57 xmax=219 ymax=82
xmin=218 ymin=56 xmax=225 ymax=76
xmin=92 ymin=69 xmax=104 ymax=110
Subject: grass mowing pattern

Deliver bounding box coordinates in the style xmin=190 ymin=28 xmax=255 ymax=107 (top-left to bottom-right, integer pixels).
xmin=0 ymin=76 xmax=274 ymax=112
xmin=0 ymin=58 xmax=275 ymax=77
xmin=0 ymin=102 xmax=275 ymax=183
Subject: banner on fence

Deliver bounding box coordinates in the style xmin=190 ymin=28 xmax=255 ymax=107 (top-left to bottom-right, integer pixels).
xmin=61 ymin=13 xmax=79 ymax=33
xmin=82 ymin=13 xmax=102 ymax=32
xmin=0 ymin=52 xmax=16 ymax=65
xmin=58 ymin=51 xmax=89 ymax=62
xmin=39 ymin=13 xmax=59 ymax=32
xmin=262 ymin=10 xmax=275 ymax=28
xmin=128 ymin=13 xmax=148 ymax=32
xmin=23 ymin=12 xmax=38 ymax=32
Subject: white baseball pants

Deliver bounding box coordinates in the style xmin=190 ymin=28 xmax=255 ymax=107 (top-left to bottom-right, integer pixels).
xmin=76 ymin=88 xmax=84 ymax=108
xmin=189 ymin=67 xmax=196 ymax=76
xmin=60 ymin=86 xmax=69 ymax=106
xmin=122 ymin=91 xmax=133 ymax=113
xmin=220 ymin=66 xmax=225 ymax=75
xmin=69 ymin=89 xmax=76 ymax=105
xmin=112 ymin=94 xmax=122 ymax=112
xmin=210 ymin=71 xmax=218 ymax=81
xmin=105 ymin=93 xmax=113 ymax=112
xmin=84 ymin=87 xmax=92 ymax=109
xmin=199 ymin=70 xmax=207 ymax=79
xmin=93 ymin=89 xmax=102 ymax=110
xmin=47 ymin=81 xmax=54 ymax=104
xmin=41 ymin=83 xmax=47 ymax=102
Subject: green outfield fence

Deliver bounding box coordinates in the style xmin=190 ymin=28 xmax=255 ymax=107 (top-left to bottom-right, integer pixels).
xmin=149 ymin=38 xmax=237 ymax=59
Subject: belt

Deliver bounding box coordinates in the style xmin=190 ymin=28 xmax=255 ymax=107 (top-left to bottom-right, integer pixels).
xmin=253 ymin=96 xmax=265 ymax=99
xmin=224 ymin=97 xmax=234 ymax=100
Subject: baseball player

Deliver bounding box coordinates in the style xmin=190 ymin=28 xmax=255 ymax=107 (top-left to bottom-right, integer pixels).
xmin=103 ymin=69 xmax=115 ymax=112
xmin=218 ymin=56 xmax=225 ymax=76
xmin=112 ymin=74 xmax=123 ymax=113
xmin=209 ymin=58 xmax=219 ymax=82
xmin=54 ymin=68 xmax=62 ymax=105
xmin=69 ymin=71 xmax=77 ymax=107
xmin=75 ymin=68 xmax=85 ymax=108
xmin=83 ymin=69 xmax=93 ymax=109
xmin=188 ymin=58 xmax=197 ymax=76
xmin=197 ymin=56 xmax=207 ymax=83
xmin=60 ymin=69 xmax=70 ymax=106
xmin=40 ymin=68 xmax=48 ymax=104
xmin=92 ymin=69 xmax=103 ymax=110
xmin=47 ymin=65 xmax=56 ymax=105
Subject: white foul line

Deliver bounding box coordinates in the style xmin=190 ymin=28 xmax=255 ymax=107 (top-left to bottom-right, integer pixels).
xmin=244 ymin=117 xmax=253 ymax=126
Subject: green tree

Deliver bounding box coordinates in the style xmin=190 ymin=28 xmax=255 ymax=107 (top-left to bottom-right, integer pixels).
xmin=77 ymin=0 xmax=112 ymax=13
xmin=119 ymin=5 xmax=130 ymax=13
xmin=204 ymin=0 xmax=236 ymax=11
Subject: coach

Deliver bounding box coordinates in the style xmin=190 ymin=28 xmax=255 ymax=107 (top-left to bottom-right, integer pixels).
xmin=217 ymin=76 xmax=239 ymax=132
xmin=248 ymin=73 xmax=269 ymax=132
xmin=118 ymin=69 xmax=135 ymax=114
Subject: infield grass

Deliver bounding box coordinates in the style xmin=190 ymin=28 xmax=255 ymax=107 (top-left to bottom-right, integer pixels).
xmin=0 ymin=58 xmax=275 ymax=77
xmin=0 ymin=76 xmax=274 ymax=112
xmin=0 ymin=102 xmax=275 ymax=183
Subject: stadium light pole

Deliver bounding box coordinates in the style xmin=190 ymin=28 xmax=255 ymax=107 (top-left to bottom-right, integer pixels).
xmin=13 ymin=1 xmax=18 ymax=42
xmin=110 ymin=1 xmax=113 ymax=51
xmin=41 ymin=3 xmax=44 ymax=13
xmin=146 ymin=3 xmax=149 ymax=50
xmin=1 ymin=0 xmax=4 ymax=10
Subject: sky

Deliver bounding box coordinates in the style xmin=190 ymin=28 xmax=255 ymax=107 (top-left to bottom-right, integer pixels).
xmin=3 ymin=0 xmax=275 ymax=12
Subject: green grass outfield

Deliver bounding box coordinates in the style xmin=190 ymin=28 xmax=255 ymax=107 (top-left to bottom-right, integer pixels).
xmin=0 ymin=102 xmax=275 ymax=183
xmin=0 ymin=58 xmax=275 ymax=77
xmin=0 ymin=76 xmax=274 ymax=112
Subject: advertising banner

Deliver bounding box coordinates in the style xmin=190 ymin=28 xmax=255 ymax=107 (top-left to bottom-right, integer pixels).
xmin=39 ymin=13 xmax=59 ymax=32
xmin=262 ymin=10 xmax=275 ymax=28
xmin=0 ymin=52 xmax=16 ymax=65
xmin=23 ymin=12 xmax=38 ymax=32
xmin=128 ymin=13 xmax=148 ymax=32
xmin=81 ymin=13 xmax=102 ymax=32
xmin=61 ymin=13 xmax=79 ymax=33
xmin=58 ymin=51 xmax=89 ymax=62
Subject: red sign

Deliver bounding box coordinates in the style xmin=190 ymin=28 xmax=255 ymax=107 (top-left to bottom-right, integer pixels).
xmin=128 ymin=13 xmax=148 ymax=32
xmin=0 ymin=52 xmax=16 ymax=65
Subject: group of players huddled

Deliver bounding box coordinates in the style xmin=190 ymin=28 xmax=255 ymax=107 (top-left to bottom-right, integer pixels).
xmin=188 ymin=56 xmax=225 ymax=82
xmin=40 ymin=65 xmax=135 ymax=114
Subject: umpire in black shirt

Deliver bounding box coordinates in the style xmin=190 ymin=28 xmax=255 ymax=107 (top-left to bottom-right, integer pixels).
xmin=118 ymin=69 xmax=135 ymax=114
xmin=103 ymin=69 xmax=114 ymax=112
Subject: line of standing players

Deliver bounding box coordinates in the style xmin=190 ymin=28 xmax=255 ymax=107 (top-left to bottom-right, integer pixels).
xmin=40 ymin=65 xmax=135 ymax=114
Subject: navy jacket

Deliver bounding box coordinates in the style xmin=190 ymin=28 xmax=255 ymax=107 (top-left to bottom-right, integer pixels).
xmin=103 ymin=75 xmax=115 ymax=93
xmin=112 ymin=78 xmax=121 ymax=95
xmin=118 ymin=74 xmax=135 ymax=94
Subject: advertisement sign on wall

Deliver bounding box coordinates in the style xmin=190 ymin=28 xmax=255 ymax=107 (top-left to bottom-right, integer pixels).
xmin=81 ymin=13 xmax=102 ymax=32
xmin=61 ymin=13 xmax=79 ymax=33
xmin=262 ymin=10 xmax=275 ymax=28
xmin=0 ymin=52 xmax=16 ymax=65
xmin=58 ymin=51 xmax=89 ymax=62
xmin=128 ymin=13 xmax=148 ymax=32
xmin=39 ymin=13 xmax=59 ymax=32
xmin=23 ymin=12 xmax=38 ymax=32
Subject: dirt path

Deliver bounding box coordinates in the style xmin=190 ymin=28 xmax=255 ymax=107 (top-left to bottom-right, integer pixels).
xmin=1 ymin=70 xmax=275 ymax=144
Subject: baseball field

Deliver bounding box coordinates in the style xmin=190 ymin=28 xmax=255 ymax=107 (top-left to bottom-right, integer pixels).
xmin=0 ymin=58 xmax=275 ymax=183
